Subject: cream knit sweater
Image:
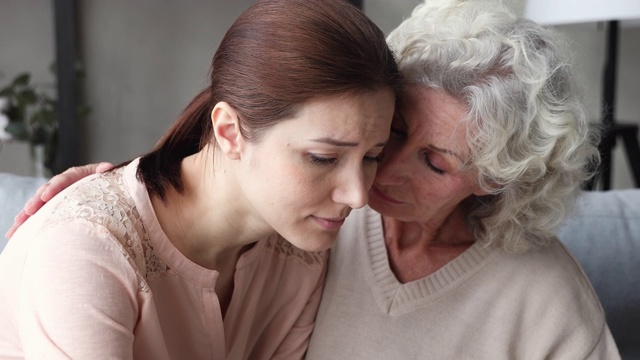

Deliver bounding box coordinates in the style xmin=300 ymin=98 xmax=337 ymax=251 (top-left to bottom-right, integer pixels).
xmin=306 ymin=206 xmax=620 ymax=359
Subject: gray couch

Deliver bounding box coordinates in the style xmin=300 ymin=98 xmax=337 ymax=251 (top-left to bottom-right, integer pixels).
xmin=557 ymin=190 xmax=640 ymax=358
xmin=1 ymin=171 xmax=639 ymax=358
xmin=0 ymin=172 xmax=47 ymax=245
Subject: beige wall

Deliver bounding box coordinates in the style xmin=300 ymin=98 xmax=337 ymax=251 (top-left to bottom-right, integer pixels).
xmin=0 ymin=0 xmax=55 ymax=176
xmin=0 ymin=0 xmax=254 ymax=175
xmin=1 ymin=0 xmax=639 ymax=188
xmin=77 ymin=0 xmax=254 ymax=164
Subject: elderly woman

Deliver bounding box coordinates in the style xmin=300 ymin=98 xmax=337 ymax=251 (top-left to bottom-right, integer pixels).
xmin=7 ymin=0 xmax=620 ymax=358
xmin=305 ymin=0 xmax=619 ymax=358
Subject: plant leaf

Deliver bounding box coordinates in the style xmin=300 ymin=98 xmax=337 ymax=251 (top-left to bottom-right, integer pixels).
xmin=20 ymin=89 xmax=38 ymax=104
xmin=0 ymin=88 xmax=14 ymax=97
xmin=12 ymin=73 xmax=31 ymax=87
xmin=5 ymin=122 xmax=29 ymax=141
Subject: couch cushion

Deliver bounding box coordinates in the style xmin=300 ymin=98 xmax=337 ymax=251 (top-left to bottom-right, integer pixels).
xmin=0 ymin=172 xmax=47 ymax=250
xmin=557 ymin=190 xmax=640 ymax=358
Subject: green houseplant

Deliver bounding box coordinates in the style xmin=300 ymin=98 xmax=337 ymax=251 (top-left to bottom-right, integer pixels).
xmin=0 ymin=66 xmax=89 ymax=177
xmin=0 ymin=73 xmax=57 ymax=176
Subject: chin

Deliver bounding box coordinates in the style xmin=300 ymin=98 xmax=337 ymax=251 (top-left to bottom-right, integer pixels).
xmin=289 ymin=233 xmax=337 ymax=253
xmin=295 ymin=240 xmax=334 ymax=253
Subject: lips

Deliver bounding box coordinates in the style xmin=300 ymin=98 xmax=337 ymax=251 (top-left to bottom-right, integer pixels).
xmin=312 ymin=216 xmax=346 ymax=230
xmin=370 ymin=185 xmax=403 ymax=204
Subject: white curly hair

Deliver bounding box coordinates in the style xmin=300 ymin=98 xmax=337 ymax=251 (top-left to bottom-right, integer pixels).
xmin=387 ymin=0 xmax=600 ymax=252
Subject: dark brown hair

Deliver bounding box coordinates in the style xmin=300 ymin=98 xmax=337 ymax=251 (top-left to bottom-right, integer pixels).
xmin=138 ymin=0 xmax=402 ymax=200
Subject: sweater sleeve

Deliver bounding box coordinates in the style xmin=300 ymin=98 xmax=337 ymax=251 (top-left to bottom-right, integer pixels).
xmin=272 ymin=256 xmax=328 ymax=360
xmin=584 ymin=323 xmax=621 ymax=360
xmin=19 ymin=222 xmax=140 ymax=359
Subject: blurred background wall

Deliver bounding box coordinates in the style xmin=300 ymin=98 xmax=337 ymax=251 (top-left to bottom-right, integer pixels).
xmin=1 ymin=0 xmax=638 ymax=189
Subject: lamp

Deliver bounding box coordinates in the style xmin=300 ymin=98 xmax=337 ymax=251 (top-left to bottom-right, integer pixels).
xmin=525 ymin=0 xmax=640 ymax=190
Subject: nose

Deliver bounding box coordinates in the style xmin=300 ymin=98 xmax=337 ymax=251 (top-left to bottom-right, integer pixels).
xmin=332 ymin=166 xmax=369 ymax=209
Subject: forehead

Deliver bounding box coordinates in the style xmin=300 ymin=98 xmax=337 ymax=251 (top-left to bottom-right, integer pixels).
xmin=289 ymin=90 xmax=396 ymax=135
xmin=399 ymin=86 xmax=469 ymax=135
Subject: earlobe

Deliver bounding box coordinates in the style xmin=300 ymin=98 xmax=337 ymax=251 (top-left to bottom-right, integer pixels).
xmin=211 ymin=102 xmax=243 ymax=160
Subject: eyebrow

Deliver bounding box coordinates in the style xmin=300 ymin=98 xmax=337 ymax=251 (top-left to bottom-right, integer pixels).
xmin=311 ymin=138 xmax=387 ymax=147
xmin=397 ymin=110 xmax=467 ymax=165
xmin=428 ymin=145 xmax=466 ymax=164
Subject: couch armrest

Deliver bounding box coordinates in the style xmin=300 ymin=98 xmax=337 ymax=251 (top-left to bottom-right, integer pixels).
xmin=0 ymin=172 xmax=48 ymax=250
xmin=557 ymin=190 xmax=640 ymax=358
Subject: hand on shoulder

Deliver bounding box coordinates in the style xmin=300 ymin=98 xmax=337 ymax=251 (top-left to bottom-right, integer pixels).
xmin=4 ymin=162 xmax=114 ymax=239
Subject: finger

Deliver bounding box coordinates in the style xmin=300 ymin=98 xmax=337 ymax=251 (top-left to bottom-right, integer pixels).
xmin=23 ymin=194 xmax=47 ymax=216
xmin=5 ymin=223 xmax=18 ymax=239
xmin=41 ymin=164 xmax=101 ymax=202
xmin=5 ymin=211 xmax=29 ymax=239
xmin=96 ymin=162 xmax=115 ymax=173
xmin=30 ymin=181 xmax=51 ymax=205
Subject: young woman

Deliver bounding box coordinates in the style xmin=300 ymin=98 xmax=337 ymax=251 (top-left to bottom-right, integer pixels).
xmin=0 ymin=0 xmax=401 ymax=358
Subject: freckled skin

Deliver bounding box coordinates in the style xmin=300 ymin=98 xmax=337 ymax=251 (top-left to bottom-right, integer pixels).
xmin=238 ymin=89 xmax=395 ymax=252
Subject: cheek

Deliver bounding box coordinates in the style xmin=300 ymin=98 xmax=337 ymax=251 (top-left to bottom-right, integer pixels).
xmin=409 ymin=170 xmax=457 ymax=199
xmin=421 ymin=176 xmax=477 ymax=205
xmin=272 ymin=162 xmax=327 ymax=207
xmin=363 ymin=165 xmax=378 ymax=189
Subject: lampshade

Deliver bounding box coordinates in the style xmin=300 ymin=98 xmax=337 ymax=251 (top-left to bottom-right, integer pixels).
xmin=525 ymin=0 xmax=640 ymax=25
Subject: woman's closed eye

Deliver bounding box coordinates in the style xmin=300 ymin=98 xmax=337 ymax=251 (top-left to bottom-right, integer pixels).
xmin=308 ymin=153 xmax=382 ymax=166
xmin=308 ymin=154 xmax=336 ymax=166
xmin=363 ymin=154 xmax=382 ymax=164
xmin=423 ymin=152 xmax=445 ymax=174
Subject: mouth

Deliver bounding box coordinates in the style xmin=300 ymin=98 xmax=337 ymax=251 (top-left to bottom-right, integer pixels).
xmin=311 ymin=216 xmax=346 ymax=230
xmin=370 ymin=185 xmax=403 ymax=204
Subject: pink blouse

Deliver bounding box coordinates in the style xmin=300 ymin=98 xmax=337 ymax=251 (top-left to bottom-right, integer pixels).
xmin=0 ymin=159 xmax=327 ymax=359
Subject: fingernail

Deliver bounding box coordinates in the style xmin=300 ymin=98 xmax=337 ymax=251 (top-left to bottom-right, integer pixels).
xmin=5 ymin=225 xmax=16 ymax=239
xmin=41 ymin=185 xmax=52 ymax=200
xmin=14 ymin=211 xmax=25 ymax=221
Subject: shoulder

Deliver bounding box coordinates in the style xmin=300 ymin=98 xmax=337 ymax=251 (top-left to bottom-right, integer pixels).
xmin=494 ymin=238 xmax=602 ymax=307
xmin=449 ymin=238 xmax=616 ymax=357
xmin=44 ymin=168 xmax=144 ymax=242
xmin=44 ymin=168 xmax=131 ymax=223
xmin=489 ymin=238 xmax=609 ymax=347
xmin=34 ymin=167 xmax=153 ymax=290
xmin=510 ymin=237 xmax=599 ymax=290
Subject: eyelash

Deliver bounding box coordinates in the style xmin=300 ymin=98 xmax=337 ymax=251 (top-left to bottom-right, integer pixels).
xmin=423 ymin=153 xmax=445 ymax=175
xmin=390 ymin=128 xmax=443 ymax=174
xmin=308 ymin=155 xmax=336 ymax=166
xmin=308 ymin=154 xmax=381 ymax=166
xmin=364 ymin=155 xmax=382 ymax=164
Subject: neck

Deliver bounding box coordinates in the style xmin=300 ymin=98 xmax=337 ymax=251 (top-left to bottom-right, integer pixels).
xmin=150 ymin=147 xmax=273 ymax=270
xmin=382 ymin=202 xmax=475 ymax=283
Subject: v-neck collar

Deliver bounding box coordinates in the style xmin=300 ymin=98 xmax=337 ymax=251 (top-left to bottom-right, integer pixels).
xmin=362 ymin=207 xmax=497 ymax=315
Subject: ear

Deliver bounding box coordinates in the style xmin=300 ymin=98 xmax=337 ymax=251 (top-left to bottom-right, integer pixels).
xmin=473 ymin=181 xmax=500 ymax=196
xmin=211 ymin=102 xmax=243 ymax=160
